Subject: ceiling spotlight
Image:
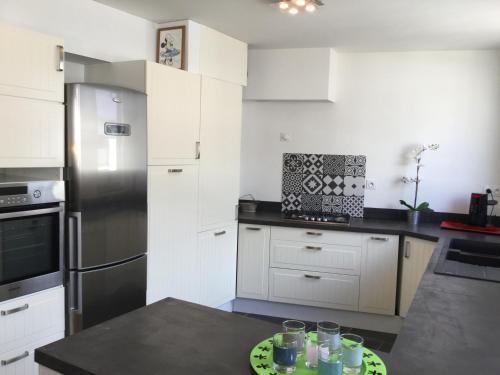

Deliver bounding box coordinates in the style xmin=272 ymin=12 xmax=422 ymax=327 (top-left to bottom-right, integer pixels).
xmin=279 ymin=1 xmax=289 ymax=9
xmin=305 ymin=3 xmax=316 ymax=12
xmin=295 ymin=0 xmax=306 ymax=6
xmin=289 ymin=7 xmax=299 ymax=14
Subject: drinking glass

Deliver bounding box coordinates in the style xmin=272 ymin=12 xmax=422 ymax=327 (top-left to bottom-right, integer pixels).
xmin=272 ymin=332 xmax=298 ymax=373
xmin=305 ymin=330 xmax=319 ymax=368
xmin=317 ymin=321 xmax=341 ymax=349
xmin=341 ymin=333 xmax=364 ymax=374
xmin=282 ymin=320 xmax=306 ymax=356
xmin=318 ymin=342 xmax=343 ymax=375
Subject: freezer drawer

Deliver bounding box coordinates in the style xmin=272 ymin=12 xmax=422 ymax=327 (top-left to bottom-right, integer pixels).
xmin=67 ymin=255 xmax=146 ymax=334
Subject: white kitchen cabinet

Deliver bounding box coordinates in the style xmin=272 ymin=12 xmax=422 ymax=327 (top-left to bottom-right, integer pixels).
xmin=199 ymin=223 xmax=238 ymax=308
xmin=399 ymin=237 xmax=436 ymax=317
xmin=358 ymin=234 xmax=399 ymax=315
xmin=0 ymin=287 xmax=64 ymax=375
xmin=0 ymin=23 xmax=64 ymax=102
xmin=86 ymin=61 xmax=202 ymax=165
xmin=268 ymin=268 xmax=359 ymax=311
xmin=147 ymin=165 xmax=199 ymax=305
xmin=271 ymin=227 xmax=363 ymax=246
xmin=270 ymin=240 xmax=361 ymax=276
xmin=237 ymin=224 xmax=271 ymax=300
xmin=0 ymin=95 xmax=64 ymax=168
xmin=198 ymin=77 xmax=242 ymax=231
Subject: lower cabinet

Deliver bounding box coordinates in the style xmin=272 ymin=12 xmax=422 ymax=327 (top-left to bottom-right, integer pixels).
xmin=268 ymin=268 xmax=360 ymax=311
xmin=399 ymin=237 xmax=435 ymax=317
xmin=236 ymin=224 xmax=271 ymax=300
xmin=199 ymin=223 xmax=238 ymax=308
xmin=0 ymin=287 xmax=64 ymax=375
xmin=358 ymin=234 xmax=399 ymax=315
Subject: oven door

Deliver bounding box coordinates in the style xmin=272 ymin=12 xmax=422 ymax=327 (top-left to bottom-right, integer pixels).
xmin=0 ymin=205 xmax=64 ymax=302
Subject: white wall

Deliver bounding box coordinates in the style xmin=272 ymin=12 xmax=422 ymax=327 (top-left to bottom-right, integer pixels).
xmin=0 ymin=0 xmax=156 ymax=62
xmin=241 ymin=50 xmax=500 ymax=213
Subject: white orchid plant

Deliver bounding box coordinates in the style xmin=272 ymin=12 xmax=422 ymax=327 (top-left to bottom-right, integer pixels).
xmin=400 ymin=143 xmax=440 ymax=212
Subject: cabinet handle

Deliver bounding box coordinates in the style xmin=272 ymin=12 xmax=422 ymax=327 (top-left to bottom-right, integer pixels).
xmin=304 ymin=274 xmax=321 ymax=280
xmin=305 ymin=245 xmax=322 ymax=251
xmin=214 ymin=230 xmax=226 ymax=236
xmin=57 ymin=45 xmax=64 ymax=71
xmin=1 ymin=351 xmax=29 ymax=366
xmin=246 ymin=227 xmax=261 ymax=231
xmin=371 ymin=236 xmax=389 ymax=241
xmin=306 ymin=231 xmax=322 ymax=236
xmin=404 ymin=241 xmax=411 ymax=258
xmin=1 ymin=303 xmax=29 ymax=316
xmin=195 ymin=141 xmax=200 ymax=159
xmin=168 ymin=168 xmax=183 ymax=173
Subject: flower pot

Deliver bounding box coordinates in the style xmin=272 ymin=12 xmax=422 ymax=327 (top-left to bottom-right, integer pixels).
xmin=407 ymin=210 xmax=421 ymax=226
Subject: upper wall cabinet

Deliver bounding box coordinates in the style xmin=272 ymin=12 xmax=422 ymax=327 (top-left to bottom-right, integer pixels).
xmin=244 ymin=48 xmax=336 ymax=102
xmin=0 ymin=23 xmax=64 ymax=102
xmin=86 ymin=61 xmax=202 ymax=165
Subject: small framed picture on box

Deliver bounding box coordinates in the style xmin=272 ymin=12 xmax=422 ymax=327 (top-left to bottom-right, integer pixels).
xmin=156 ymin=26 xmax=185 ymax=69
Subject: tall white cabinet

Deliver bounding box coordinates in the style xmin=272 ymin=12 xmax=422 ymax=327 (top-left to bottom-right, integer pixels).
xmin=0 ymin=23 xmax=64 ymax=168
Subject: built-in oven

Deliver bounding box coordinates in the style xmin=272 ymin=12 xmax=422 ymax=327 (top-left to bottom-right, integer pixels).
xmin=0 ymin=179 xmax=65 ymax=302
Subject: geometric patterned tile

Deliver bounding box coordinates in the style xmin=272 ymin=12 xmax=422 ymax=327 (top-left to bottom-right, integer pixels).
xmin=324 ymin=155 xmax=345 ymax=175
xmin=323 ymin=174 xmax=345 ymax=196
xmin=283 ymin=153 xmax=304 ymax=173
xmin=343 ymin=176 xmax=365 ymax=197
xmin=281 ymin=192 xmax=302 ymax=212
xmin=282 ymin=173 xmax=302 ymax=193
xmin=322 ymin=195 xmax=343 ymax=213
xmin=302 ymin=173 xmax=323 ymax=195
xmin=303 ymin=154 xmax=323 ymax=175
xmin=345 ymin=155 xmax=366 ymax=177
xmin=342 ymin=196 xmax=364 ymax=217
xmin=302 ymin=194 xmax=322 ymax=212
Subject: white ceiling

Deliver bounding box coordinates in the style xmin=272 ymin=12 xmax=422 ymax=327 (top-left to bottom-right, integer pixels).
xmin=93 ymin=0 xmax=500 ymax=50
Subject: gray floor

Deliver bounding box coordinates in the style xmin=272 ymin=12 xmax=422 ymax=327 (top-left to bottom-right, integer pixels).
xmin=234 ymin=312 xmax=397 ymax=353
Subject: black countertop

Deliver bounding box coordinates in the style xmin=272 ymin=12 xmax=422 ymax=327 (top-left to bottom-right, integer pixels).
xmin=239 ymin=210 xmax=500 ymax=374
xmin=35 ymin=211 xmax=500 ymax=374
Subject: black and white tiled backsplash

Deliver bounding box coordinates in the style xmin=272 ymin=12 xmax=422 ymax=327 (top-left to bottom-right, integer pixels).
xmin=281 ymin=153 xmax=366 ymax=217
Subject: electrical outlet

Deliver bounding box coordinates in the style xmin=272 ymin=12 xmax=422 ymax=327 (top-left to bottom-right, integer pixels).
xmin=486 ymin=185 xmax=500 ymax=197
xmin=365 ymin=179 xmax=376 ymax=191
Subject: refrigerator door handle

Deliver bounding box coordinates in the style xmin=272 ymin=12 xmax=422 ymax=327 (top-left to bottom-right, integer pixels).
xmin=68 ymin=212 xmax=82 ymax=270
xmin=67 ymin=271 xmax=82 ymax=335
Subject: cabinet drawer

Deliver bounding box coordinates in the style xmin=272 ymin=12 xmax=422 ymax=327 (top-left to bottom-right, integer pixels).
xmin=0 ymin=332 xmax=64 ymax=375
xmin=270 ymin=240 xmax=361 ymax=275
xmin=271 ymin=227 xmax=363 ymax=246
xmin=0 ymin=287 xmax=64 ymax=354
xmin=268 ymin=268 xmax=359 ymax=311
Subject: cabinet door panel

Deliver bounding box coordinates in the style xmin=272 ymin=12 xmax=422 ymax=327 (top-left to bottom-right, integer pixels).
xmin=199 ymin=224 xmax=238 ymax=308
xmin=0 ymin=23 xmax=63 ymax=102
xmin=359 ymin=235 xmax=399 ymax=315
xmin=269 ymin=268 xmax=359 ymax=311
xmin=0 ymin=95 xmax=64 ymax=167
xmin=399 ymin=237 xmax=435 ymax=317
xmin=147 ymin=62 xmax=201 ymax=164
xmin=147 ymin=165 xmax=199 ymax=304
xmin=237 ymin=224 xmax=270 ymax=300
xmin=199 ymin=77 xmax=242 ymax=231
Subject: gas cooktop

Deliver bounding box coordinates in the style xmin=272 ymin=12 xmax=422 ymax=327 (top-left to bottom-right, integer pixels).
xmin=283 ymin=211 xmax=351 ymax=226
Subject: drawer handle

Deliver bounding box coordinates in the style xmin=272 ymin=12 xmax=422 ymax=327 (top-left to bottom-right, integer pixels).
xmin=405 ymin=241 xmax=411 ymax=258
xmin=57 ymin=45 xmax=64 ymax=72
xmin=305 ymin=246 xmax=322 ymax=251
xmin=370 ymin=236 xmax=389 ymax=241
xmin=304 ymin=274 xmax=321 ymax=280
xmin=168 ymin=168 xmax=183 ymax=173
xmin=246 ymin=227 xmax=261 ymax=231
xmin=306 ymin=231 xmax=323 ymax=236
xmin=214 ymin=230 xmax=226 ymax=236
xmin=1 ymin=351 xmax=29 ymax=366
xmin=1 ymin=303 xmax=29 ymax=316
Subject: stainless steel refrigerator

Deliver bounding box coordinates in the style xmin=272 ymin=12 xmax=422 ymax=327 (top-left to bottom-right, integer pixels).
xmin=65 ymin=83 xmax=147 ymax=334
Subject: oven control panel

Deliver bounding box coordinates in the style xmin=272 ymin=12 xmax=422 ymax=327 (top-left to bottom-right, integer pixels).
xmin=0 ymin=180 xmax=65 ymax=208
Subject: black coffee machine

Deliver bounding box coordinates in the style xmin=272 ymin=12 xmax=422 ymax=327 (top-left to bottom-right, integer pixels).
xmin=468 ymin=193 xmax=488 ymax=227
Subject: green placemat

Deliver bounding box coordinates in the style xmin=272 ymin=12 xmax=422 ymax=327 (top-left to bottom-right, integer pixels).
xmin=250 ymin=336 xmax=386 ymax=375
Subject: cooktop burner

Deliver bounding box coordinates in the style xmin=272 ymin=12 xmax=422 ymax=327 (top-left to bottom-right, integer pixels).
xmin=283 ymin=211 xmax=351 ymax=226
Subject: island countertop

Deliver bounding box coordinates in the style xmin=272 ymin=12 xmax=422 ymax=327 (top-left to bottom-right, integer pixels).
xmin=239 ymin=210 xmax=500 ymax=374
